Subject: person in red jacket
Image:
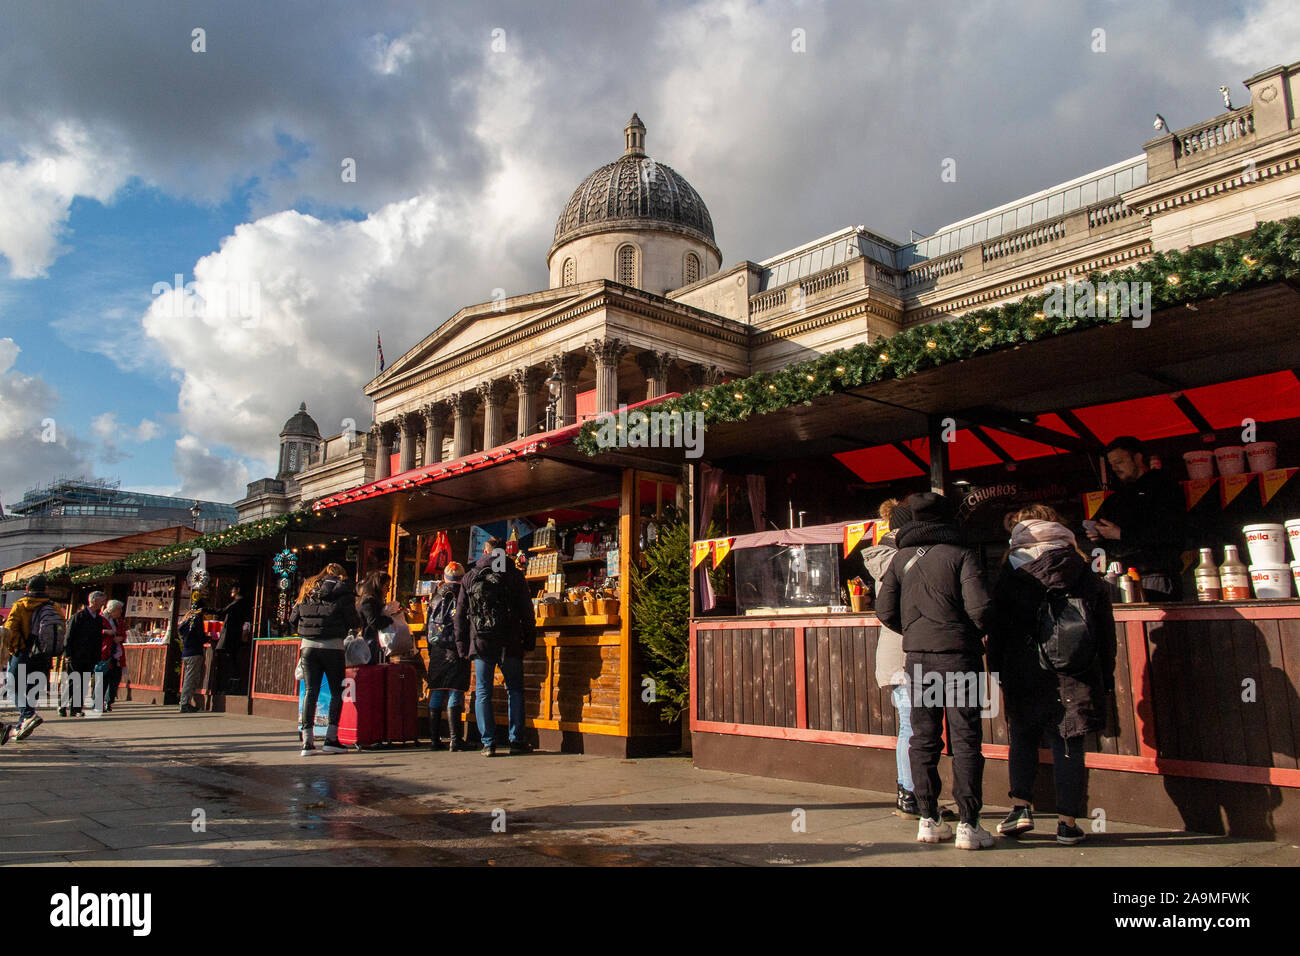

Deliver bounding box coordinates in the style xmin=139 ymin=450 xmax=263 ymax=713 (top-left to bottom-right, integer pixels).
xmin=100 ymin=600 xmax=127 ymax=712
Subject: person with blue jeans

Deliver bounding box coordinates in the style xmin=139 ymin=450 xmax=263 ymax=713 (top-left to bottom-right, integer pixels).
xmin=455 ymin=536 xmax=537 ymax=756
xmin=862 ymin=501 xmax=917 ymax=816
xmin=426 ymin=562 xmax=471 ymax=751
xmin=4 ymin=574 xmax=60 ymax=741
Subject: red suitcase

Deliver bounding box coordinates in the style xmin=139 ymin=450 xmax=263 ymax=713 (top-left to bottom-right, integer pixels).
xmin=338 ymin=665 xmax=385 ymax=747
xmin=383 ymin=662 xmax=420 ymax=745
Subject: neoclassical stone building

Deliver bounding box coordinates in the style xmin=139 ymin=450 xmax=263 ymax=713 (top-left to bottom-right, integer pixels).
xmin=234 ymin=59 xmax=1300 ymax=519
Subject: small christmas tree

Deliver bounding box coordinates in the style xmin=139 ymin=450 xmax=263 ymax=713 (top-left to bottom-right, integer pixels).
xmin=631 ymin=520 xmax=692 ymax=724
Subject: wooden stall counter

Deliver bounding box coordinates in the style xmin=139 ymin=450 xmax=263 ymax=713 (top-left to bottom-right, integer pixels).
xmin=691 ymin=601 xmax=1300 ymax=839
xmin=121 ymin=642 xmax=171 ymax=705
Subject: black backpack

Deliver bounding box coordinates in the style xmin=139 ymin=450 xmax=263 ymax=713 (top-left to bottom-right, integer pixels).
xmin=29 ymin=603 xmax=65 ymax=657
xmin=1034 ymin=588 xmax=1098 ymax=676
xmin=467 ymin=569 xmax=515 ymax=641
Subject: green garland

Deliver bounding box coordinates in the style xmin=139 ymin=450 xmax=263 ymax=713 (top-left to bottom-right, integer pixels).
xmin=8 ymin=510 xmax=318 ymax=591
xmin=575 ymin=217 xmax=1300 ymax=455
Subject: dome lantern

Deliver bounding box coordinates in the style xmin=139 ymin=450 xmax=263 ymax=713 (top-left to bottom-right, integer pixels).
xmin=624 ymin=113 xmax=646 ymax=157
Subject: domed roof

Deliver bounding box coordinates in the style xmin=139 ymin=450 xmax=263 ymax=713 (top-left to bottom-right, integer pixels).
xmin=280 ymin=402 xmax=320 ymax=439
xmin=551 ymin=115 xmax=717 ymax=256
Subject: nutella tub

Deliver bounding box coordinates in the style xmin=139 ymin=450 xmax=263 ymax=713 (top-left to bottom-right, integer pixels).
xmin=1246 ymin=441 xmax=1277 ymax=473
xmin=1249 ymin=563 xmax=1292 ymax=599
xmin=1287 ymin=519 xmax=1300 ymax=562
xmin=1215 ymin=446 xmax=1246 ymax=476
xmin=1183 ymin=449 xmax=1215 ymax=480
xmin=1244 ymin=523 xmax=1287 ymax=565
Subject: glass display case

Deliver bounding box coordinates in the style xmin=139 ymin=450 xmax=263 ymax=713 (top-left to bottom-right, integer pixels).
xmin=734 ymin=543 xmax=842 ymax=615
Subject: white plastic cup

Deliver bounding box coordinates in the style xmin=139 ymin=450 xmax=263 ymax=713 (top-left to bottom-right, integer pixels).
xmin=1245 ymin=441 xmax=1278 ymax=473
xmin=1244 ymin=523 xmax=1287 ymax=565
xmin=1287 ymin=519 xmax=1300 ymax=562
xmin=1291 ymin=560 xmax=1300 ymax=596
xmin=1215 ymin=446 xmax=1246 ymax=476
xmin=1249 ymin=563 xmax=1292 ymax=599
xmin=1183 ymin=450 xmax=1215 ymax=479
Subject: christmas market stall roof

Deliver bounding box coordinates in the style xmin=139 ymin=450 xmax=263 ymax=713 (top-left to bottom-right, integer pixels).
xmin=3 ymin=513 xmax=356 ymax=590
xmin=1 ymin=525 xmax=200 ymax=590
xmin=310 ymin=394 xmax=684 ymax=535
xmin=567 ymin=220 xmax=1300 ymax=472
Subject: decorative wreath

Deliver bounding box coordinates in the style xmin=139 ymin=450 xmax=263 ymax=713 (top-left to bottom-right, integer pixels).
xmin=272 ymin=549 xmax=298 ymax=576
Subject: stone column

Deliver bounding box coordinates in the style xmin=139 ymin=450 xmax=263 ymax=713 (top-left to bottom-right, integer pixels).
xmin=449 ymin=390 xmax=479 ymax=459
xmin=477 ymin=379 xmax=511 ymax=450
xmin=372 ymin=423 xmax=395 ymax=480
xmin=398 ymin=411 xmax=420 ymax=473
xmin=510 ymin=367 xmax=546 ymax=439
xmin=548 ymin=352 xmax=586 ymax=427
xmin=686 ymin=363 xmax=726 ymax=389
xmin=422 ymin=401 xmax=449 ymax=466
xmin=636 ymin=350 xmax=675 ymax=400
xmin=586 ymin=338 xmax=628 ymax=415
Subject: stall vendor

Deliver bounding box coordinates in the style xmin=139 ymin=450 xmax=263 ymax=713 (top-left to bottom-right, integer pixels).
xmin=1087 ymin=435 xmax=1187 ymax=601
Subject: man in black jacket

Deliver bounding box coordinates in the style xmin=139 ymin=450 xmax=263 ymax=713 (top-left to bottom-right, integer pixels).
xmin=61 ymin=591 xmax=107 ymax=717
xmin=876 ymin=492 xmax=995 ymax=850
xmin=1087 ymin=436 xmax=1186 ymax=601
xmin=456 ymin=537 xmax=537 ymax=756
xmin=215 ymin=585 xmax=250 ymax=692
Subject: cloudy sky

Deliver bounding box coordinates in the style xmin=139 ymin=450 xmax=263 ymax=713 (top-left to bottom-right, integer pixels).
xmin=0 ymin=0 xmax=1296 ymax=507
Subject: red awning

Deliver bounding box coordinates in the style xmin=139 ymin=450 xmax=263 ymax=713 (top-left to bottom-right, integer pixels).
xmin=313 ymin=393 xmax=681 ymax=510
xmin=833 ymin=370 xmax=1300 ymax=482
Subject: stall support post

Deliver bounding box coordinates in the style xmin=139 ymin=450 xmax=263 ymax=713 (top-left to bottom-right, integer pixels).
xmin=618 ymin=468 xmax=635 ymax=739
xmin=688 ymin=462 xmax=697 ymax=619
xmin=161 ymin=572 xmax=185 ymax=705
xmin=928 ymin=414 xmax=952 ymax=497
xmin=386 ymin=517 xmax=400 ymax=602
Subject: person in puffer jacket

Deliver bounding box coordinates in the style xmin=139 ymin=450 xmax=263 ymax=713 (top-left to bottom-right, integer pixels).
xmin=876 ymin=492 xmax=994 ymax=850
xmin=861 ymin=499 xmax=918 ymax=818
xmin=289 ymin=563 xmax=361 ymax=756
xmin=988 ymin=506 xmax=1115 ymax=847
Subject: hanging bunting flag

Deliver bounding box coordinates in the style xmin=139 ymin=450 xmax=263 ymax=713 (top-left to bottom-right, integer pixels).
xmin=712 ymin=537 xmax=735 ymax=568
xmin=1081 ymin=491 xmax=1113 ymax=520
xmin=1220 ymin=472 xmax=1257 ymax=508
xmin=692 ymin=540 xmax=713 ymax=568
xmin=843 ymin=521 xmax=870 ymax=558
xmin=1182 ymin=478 xmax=1218 ymax=511
xmin=1260 ymin=467 xmax=1298 ymax=506
xmin=872 ymin=520 xmax=889 ymax=545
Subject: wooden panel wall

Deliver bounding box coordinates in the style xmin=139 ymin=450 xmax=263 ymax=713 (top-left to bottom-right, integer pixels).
xmin=123 ymin=644 xmax=167 ymax=691
xmin=695 ymin=627 xmax=797 ymax=727
xmin=251 ymin=639 xmax=299 ymax=700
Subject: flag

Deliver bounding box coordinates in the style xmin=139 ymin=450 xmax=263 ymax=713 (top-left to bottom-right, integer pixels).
xmin=376 ymin=332 xmax=385 ymax=373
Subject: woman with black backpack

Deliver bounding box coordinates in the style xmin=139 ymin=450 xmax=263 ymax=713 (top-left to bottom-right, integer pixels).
xmin=988 ymin=506 xmax=1116 ymax=845
xmin=289 ymin=563 xmax=361 ymax=756
xmin=425 ymin=562 xmax=470 ymax=751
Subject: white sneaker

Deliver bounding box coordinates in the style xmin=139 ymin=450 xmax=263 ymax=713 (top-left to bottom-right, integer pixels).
xmin=320 ymin=740 xmax=347 ymax=754
xmin=301 ymin=741 xmax=320 ymax=757
xmin=916 ymin=817 xmax=954 ymax=843
xmin=956 ymin=822 xmax=995 ymax=850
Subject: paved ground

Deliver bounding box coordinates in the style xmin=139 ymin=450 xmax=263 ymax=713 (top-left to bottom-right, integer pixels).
xmin=2 ymin=702 xmax=1297 ymax=867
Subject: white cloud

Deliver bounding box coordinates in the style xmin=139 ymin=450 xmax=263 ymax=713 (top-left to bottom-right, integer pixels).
xmin=366 ymin=32 xmax=421 ymax=76
xmin=0 ymin=122 xmax=130 ymax=278
xmin=172 ymin=434 xmax=252 ymax=501
xmin=1209 ymin=0 xmax=1300 ymax=70
xmin=0 ymin=337 xmax=97 ymax=504
xmin=139 ymin=45 xmax=555 ymax=468
xmin=90 ymin=412 xmax=162 ymax=464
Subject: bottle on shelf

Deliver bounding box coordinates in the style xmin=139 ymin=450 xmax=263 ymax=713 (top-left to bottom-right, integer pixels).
xmin=1103 ymin=562 xmax=1124 ymax=602
xmin=1194 ymin=548 xmax=1222 ymax=602
xmin=1219 ymin=545 xmax=1251 ymax=601
xmin=1123 ymin=567 xmax=1145 ymax=603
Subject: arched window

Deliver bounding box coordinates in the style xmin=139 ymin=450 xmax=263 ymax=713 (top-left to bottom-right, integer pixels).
xmin=617 ymin=244 xmax=638 ymax=286
xmin=562 ymin=258 xmax=576 ymax=286
xmin=684 ymin=252 xmax=700 ymax=285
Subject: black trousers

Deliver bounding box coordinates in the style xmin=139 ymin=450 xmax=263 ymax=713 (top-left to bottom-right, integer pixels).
xmin=1007 ymin=719 xmax=1088 ymax=819
xmin=300 ymin=647 xmax=345 ymax=734
xmin=906 ymin=651 xmax=985 ymax=825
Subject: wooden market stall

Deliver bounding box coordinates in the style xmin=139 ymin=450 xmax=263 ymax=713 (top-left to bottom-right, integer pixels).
xmin=311 ymin=399 xmax=686 ymax=756
xmin=676 ymin=282 xmax=1300 ymax=840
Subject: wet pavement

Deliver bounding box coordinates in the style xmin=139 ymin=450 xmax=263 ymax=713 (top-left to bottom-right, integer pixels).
xmin=2 ymin=702 xmax=1297 ymax=867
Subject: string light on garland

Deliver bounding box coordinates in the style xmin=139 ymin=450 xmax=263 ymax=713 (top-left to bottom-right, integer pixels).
xmin=1166 ymin=274 xmax=1181 ymax=285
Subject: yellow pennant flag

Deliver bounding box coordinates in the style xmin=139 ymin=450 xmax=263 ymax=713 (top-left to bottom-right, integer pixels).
xmin=1260 ymin=468 xmax=1298 ymax=506
xmin=1182 ymin=478 xmax=1217 ymax=510
xmin=1081 ymin=490 xmax=1113 ymax=519
xmin=1220 ymin=472 xmax=1257 ymax=508
xmin=843 ymin=521 xmax=870 ymax=558
xmin=692 ymin=540 xmax=713 ymax=569
xmin=712 ymin=537 xmax=735 ymax=568
xmin=872 ymin=519 xmax=888 ymax=545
